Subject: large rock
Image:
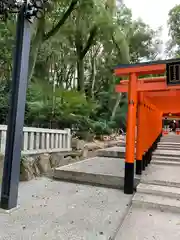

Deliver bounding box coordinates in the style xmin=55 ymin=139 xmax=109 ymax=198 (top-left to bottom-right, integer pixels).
xmin=72 ymin=139 xmax=86 ymax=150
xmin=85 ymin=142 xmax=103 ymax=150
xmin=64 ymin=156 xmax=74 ymax=164
xmin=82 ymin=146 xmax=89 ymax=158
xmin=20 ymin=156 xmax=35 ymax=181
xmin=50 ymin=153 xmax=64 ymax=168
xmin=33 ymin=160 xmax=41 ymax=177
xmin=37 ymin=153 xmax=51 ymax=174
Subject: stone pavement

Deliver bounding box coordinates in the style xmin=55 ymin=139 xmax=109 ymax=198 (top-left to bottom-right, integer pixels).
xmin=1 ymin=134 xmax=180 ymax=239
xmin=115 ymin=207 xmax=180 ymax=240
xmin=0 ymin=178 xmax=132 ymax=240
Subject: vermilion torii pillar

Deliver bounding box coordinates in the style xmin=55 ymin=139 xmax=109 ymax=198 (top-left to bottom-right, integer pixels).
xmin=136 ymin=92 xmax=144 ymax=175
xmin=124 ymin=73 xmax=137 ymax=194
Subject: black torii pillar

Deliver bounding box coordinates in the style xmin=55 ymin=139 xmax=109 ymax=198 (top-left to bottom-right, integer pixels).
xmin=0 ymin=5 xmax=31 ymax=210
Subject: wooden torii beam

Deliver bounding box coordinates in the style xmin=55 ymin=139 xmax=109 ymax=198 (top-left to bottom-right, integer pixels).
xmin=116 ymin=77 xmax=180 ymax=113
xmin=115 ymin=77 xmax=180 ymax=92
xmin=114 ymin=63 xmax=165 ymax=75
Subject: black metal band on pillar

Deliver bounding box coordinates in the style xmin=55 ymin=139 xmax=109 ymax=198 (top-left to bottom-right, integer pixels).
xmin=0 ymin=5 xmax=31 ymax=210
xmin=142 ymin=154 xmax=146 ymax=170
xmin=124 ymin=162 xmax=134 ymax=194
xmin=136 ymin=159 xmax=143 ymax=175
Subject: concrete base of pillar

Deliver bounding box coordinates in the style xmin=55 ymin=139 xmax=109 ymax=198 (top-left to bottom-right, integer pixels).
xmin=0 ymin=205 xmax=20 ymax=214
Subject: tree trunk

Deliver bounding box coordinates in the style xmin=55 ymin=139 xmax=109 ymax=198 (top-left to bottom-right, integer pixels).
xmin=28 ymin=18 xmax=45 ymax=81
xmin=90 ymin=55 xmax=96 ymax=98
xmin=28 ymin=1 xmax=78 ymax=82
xmin=77 ymin=57 xmax=84 ymax=92
xmin=110 ymin=93 xmax=122 ymax=121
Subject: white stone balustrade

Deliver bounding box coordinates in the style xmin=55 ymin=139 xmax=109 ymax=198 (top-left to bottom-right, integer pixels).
xmin=0 ymin=125 xmax=71 ymax=155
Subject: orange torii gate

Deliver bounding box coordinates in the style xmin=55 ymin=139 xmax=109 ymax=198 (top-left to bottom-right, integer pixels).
xmin=114 ymin=59 xmax=180 ymax=194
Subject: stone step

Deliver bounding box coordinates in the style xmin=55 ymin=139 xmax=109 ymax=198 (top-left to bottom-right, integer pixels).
xmin=153 ymin=149 xmax=180 ymax=157
xmin=151 ymin=160 xmax=180 ymax=166
xmin=157 ymin=148 xmax=180 ymax=152
xmin=157 ymin=148 xmax=180 ymax=151
xmin=141 ymin=164 xmax=180 ymax=188
xmin=158 ymin=142 xmax=180 ymax=145
xmin=152 ymin=155 xmax=180 ymax=161
xmin=137 ymin=183 xmax=180 ymax=199
xmin=157 ymin=146 xmax=180 ymax=150
xmin=158 ymin=143 xmax=180 ymax=146
xmin=54 ymin=156 xmax=140 ymax=189
xmin=97 ymin=146 xmax=126 ymax=158
xmin=161 ymin=138 xmax=180 ymax=140
xmin=158 ymin=144 xmax=180 ymax=147
xmin=160 ymin=140 xmax=180 ymax=143
xmin=132 ymin=192 xmax=180 ymax=213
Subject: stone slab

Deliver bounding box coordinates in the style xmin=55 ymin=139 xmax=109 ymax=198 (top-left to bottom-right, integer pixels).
xmin=141 ymin=164 xmax=180 ymax=187
xmin=54 ymin=157 xmax=140 ymax=189
xmin=115 ymin=207 xmax=180 ymax=240
xmin=0 ymin=178 xmax=132 ymax=240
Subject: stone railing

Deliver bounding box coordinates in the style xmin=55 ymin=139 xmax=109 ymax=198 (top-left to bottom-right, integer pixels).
xmin=0 ymin=125 xmax=71 ymax=155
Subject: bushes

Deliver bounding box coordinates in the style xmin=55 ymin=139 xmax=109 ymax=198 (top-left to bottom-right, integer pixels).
xmin=92 ymin=121 xmax=111 ymax=138
xmin=0 ymin=81 xmax=127 ymax=139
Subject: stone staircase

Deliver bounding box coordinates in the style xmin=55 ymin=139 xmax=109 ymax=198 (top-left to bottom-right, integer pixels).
xmin=132 ymin=134 xmax=180 ymax=213
xmin=152 ymin=138 xmax=180 ymax=166
xmin=151 ymin=155 xmax=180 ymax=166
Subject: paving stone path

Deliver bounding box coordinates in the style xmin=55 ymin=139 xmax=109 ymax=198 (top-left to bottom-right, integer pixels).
xmin=0 ymin=134 xmax=180 ymax=239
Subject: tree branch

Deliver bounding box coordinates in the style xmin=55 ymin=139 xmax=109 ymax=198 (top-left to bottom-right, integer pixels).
xmin=43 ymin=0 xmax=78 ymax=41
xmin=81 ymin=26 xmax=98 ymax=59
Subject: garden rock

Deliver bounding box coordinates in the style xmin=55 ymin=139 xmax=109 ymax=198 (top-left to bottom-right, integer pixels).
xmin=72 ymin=139 xmax=85 ymax=150
xmin=33 ymin=160 xmax=41 ymax=177
xmin=50 ymin=153 xmax=64 ymax=168
xmin=37 ymin=153 xmax=51 ymax=174
xmin=20 ymin=156 xmax=35 ymax=181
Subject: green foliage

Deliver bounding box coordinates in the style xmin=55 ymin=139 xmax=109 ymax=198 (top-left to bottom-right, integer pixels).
xmin=92 ymin=121 xmax=111 ymax=137
xmin=167 ymin=4 xmax=180 ymax=57
xmin=0 ymin=80 xmax=10 ymax=124
xmin=0 ymin=0 xmax=163 ymax=139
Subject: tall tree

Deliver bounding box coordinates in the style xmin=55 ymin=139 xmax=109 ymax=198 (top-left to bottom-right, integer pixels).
xmin=167 ymin=4 xmax=180 ymax=57
xmin=28 ymin=0 xmax=79 ymax=81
